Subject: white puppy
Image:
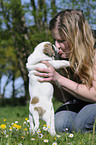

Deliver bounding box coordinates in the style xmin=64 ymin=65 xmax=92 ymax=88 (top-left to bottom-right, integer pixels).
xmin=26 ymin=41 xmax=70 ymax=135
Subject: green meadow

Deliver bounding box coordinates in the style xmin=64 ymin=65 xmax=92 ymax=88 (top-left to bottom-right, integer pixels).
xmin=0 ymin=99 xmax=96 ymax=145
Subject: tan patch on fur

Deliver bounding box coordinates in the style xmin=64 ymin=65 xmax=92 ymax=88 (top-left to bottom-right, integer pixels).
xmin=31 ymin=97 xmax=39 ymax=104
xmin=34 ymin=107 xmax=46 ymax=118
xmin=43 ymin=43 xmax=54 ymax=57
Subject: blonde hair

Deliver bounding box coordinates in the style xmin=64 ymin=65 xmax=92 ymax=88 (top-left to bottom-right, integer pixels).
xmin=49 ymin=9 xmax=95 ymax=87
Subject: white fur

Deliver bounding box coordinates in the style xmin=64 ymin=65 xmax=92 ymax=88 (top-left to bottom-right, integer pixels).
xmin=26 ymin=41 xmax=70 ymax=135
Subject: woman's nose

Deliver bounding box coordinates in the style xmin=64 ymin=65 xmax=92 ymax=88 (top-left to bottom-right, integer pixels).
xmin=55 ymin=41 xmax=60 ymax=48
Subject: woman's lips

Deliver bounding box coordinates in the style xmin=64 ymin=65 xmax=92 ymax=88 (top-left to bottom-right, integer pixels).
xmin=59 ymin=50 xmax=62 ymax=54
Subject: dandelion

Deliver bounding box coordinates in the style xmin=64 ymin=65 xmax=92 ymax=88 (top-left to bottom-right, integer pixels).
xmin=12 ymin=123 xmax=17 ymax=128
xmin=44 ymin=139 xmax=49 ymax=143
xmin=52 ymin=142 xmax=57 ymax=145
xmin=38 ymin=133 xmax=43 ymax=138
xmin=4 ymin=119 xmax=6 ymax=121
xmin=31 ymin=138 xmax=35 ymax=140
xmin=44 ymin=124 xmax=47 ymax=127
xmin=0 ymin=124 xmax=6 ymax=129
xmin=16 ymin=125 xmax=21 ymax=130
xmin=25 ymin=118 xmax=28 ymax=121
xmin=68 ymin=133 xmax=74 ymax=138
xmin=24 ymin=128 xmax=27 ymax=131
xmin=21 ymin=136 xmax=24 ymax=139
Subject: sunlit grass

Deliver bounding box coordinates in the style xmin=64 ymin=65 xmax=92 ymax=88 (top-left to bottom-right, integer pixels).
xmin=0 ymin=104 xmax=96 ymax=145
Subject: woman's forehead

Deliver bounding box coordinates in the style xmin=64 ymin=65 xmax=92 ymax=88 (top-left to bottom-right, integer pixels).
xmin=51 ymin=29 xmax=62 ymax=40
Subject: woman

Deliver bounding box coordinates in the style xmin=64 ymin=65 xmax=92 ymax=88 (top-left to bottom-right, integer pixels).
xmin=35 ymin=9 xmax=96 ymax=133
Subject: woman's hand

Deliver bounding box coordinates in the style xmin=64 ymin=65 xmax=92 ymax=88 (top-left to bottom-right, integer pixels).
xmin=35 ymin=61 xmax=60 ymax=83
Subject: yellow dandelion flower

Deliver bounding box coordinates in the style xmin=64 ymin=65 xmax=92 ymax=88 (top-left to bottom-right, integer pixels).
xmin=0 ymin=124 xmax=6 ymax=129
xmin=21 ymin=136 xmax=24 ymax=139
xmin=4 ymin=119 xmax=6 ymax=121
xmin=24 ymin=128 xmax=27 ymax=131
xmin=25 ymin=118 xmax=28 ymax=121
xmin=43 ymin=124 xmax=47 ymax=127
xmin=1 ymin=132 xmax=3 ymax=134
xmin=16 ymin=125 xmax=21 ymax=130
xmin=12 ymin=123 xmax=17 ymax=128
xmin=54 ymin=138 xmax=57 ymax=140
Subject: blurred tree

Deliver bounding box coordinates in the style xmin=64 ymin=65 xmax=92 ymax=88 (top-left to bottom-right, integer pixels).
xmin=0 ymin=30 xmax=21 ymax=98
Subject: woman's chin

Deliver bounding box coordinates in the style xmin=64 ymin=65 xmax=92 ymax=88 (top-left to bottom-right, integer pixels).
xmin=61 ymin=54 xmax=67 ymax=59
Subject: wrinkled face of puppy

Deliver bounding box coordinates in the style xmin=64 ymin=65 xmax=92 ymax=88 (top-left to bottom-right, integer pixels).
xmin=43 ymin=43 xmax=59 ymax=59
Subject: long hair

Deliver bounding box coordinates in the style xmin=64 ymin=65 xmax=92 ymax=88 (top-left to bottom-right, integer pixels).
xmin=49 ymin=9 xmax=95 ymax=87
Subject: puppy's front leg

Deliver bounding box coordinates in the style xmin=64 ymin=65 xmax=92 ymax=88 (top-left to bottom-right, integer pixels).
xmin=48 ymin=60 xmax=70 ymax=69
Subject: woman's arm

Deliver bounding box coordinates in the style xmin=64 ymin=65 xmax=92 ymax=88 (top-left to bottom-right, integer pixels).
xmin=35 ymin=61 xmax=96 ymax=103
xmin=56 ymin=73 xmax=96 ymax=103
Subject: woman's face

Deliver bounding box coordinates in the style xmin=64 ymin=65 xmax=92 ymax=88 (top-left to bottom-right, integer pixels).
xmin=51 ymin=29 xmax=71 ymax=59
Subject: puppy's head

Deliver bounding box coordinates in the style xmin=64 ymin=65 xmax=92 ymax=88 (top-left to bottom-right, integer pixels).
xmin=43 ymin=43 xmax=59 ymax=59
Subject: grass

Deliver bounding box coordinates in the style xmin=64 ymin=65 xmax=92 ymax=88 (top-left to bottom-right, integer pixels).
xmin=0 ymin=99 xmax=96 ymax=145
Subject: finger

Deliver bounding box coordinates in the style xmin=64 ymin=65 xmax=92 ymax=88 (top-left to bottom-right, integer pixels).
xmin=38 ymin=77 xmax=52 ymax=82
xmin=35 ymin=72 xmax=50 ymax=78
xmin=41 ymin=61 xmax=51 ymax=67
xmin=35 ymin=67 xmax=49 ymax=73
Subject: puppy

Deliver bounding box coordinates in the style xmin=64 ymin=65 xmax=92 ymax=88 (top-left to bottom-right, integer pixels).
xmin=26 ymin=41 xmax=70 ymax=135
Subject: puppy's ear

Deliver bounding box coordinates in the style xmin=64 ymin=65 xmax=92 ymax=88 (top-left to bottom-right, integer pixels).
xmin=43 ymin=43 xmax=54 ymax=57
